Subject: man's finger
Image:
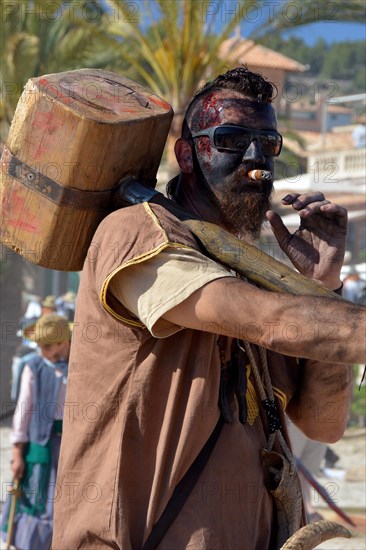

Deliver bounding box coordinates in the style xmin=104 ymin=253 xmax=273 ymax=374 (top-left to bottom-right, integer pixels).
xmin=319 ymin=203 xmax=348 ymax=219
xmin=299 ymin=202 xmax=348 ymax=223
xmin=281 ymin=193 xmax=301 ymax=205
xmin=266 ymin=210 xmax=291 ymax=246
xmin=281 ymin=192 xmax=325 ymax=207
xmin=297 ymin=200 xmax=331 ymax=217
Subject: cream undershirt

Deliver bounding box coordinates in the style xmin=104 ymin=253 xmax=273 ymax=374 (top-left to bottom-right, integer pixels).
xmin=108 ymin=246 xmax=234 ymax=337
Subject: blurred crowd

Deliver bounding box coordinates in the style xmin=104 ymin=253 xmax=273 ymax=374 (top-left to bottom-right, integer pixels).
xmin=342 ymin=266 xmax=366 ymax=305
xmin=1 ymin=293 xmax=75 ymax=548
xmin=19 ymin=291 xmax=76 ymax=326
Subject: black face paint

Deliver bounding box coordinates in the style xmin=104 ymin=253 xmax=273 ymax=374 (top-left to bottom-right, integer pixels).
xmin=188 ymin=93 xmax=277 ymax=238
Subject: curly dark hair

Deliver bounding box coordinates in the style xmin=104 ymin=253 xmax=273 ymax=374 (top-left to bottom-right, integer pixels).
xmin=198 ymin=66 xmax=275 ymax=103
xmin=182 ymin=66 xmax=277 ymax=139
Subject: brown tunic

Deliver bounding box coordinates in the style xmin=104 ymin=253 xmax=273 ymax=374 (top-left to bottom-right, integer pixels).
xmin=52 ymin=203 xmax=300 ymax=550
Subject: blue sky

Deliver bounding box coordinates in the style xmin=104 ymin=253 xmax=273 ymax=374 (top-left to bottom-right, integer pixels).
xmin=214 ymin=1 xmax=366 ymax=45
xmin=280 ymin=22 xmax=366 ymax=45
xmin=106 ymin=1 xmax=365 ymax=46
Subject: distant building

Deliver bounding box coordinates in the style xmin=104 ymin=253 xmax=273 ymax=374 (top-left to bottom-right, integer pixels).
xmin=289 ymin=102 xmax=353 ymax=132
xmin=219 ymin=35 xmax=307 ymax=116
xmin=219 ymin=36 xmax=357 ymax=135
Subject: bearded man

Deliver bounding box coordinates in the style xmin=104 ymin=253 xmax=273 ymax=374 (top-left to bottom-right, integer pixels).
xmin=53 ymin=68 xmax=365 ymax=549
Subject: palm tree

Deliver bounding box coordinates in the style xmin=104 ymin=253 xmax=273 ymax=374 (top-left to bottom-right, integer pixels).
xmin=97 ymin=0 xmax=263 ymax=168
xmin=97 ymin=0 xmax=366 ymax=171
xmin=0 ymin=0 xmax=117 ymax=141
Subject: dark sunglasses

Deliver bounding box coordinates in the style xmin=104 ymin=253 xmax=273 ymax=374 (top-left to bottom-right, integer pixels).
xmin=191 ymin=125 xmax=283 ymax=157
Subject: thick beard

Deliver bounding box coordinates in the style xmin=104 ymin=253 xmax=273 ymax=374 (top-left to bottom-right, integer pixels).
xmin=191 ymin=151 xmax=272 ymax=240
xmin=214 ymin=183 xmax=273 ymax=240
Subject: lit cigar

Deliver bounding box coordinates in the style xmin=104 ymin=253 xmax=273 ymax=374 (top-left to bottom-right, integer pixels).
xmin=248 ymin=170 xmax=272 ymax=181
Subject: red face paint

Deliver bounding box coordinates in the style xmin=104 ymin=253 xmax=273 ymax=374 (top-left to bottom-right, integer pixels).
xmin=191 ymin=92 xmax=227 ymax=160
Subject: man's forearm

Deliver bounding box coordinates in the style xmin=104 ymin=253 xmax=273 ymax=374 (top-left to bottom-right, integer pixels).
xmin=286 ymin=360 xmax=353 ymax=442
xmin=215 ymin=282 xmax=366 ymax=364
xmin=254 ymin=296 xmax=364 ymax=364
xmin=164 ymin=278 xmax=366 ymax=364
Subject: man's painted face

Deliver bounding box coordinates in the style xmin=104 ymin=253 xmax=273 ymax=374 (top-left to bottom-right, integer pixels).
xmin=189 ymin=90 xmax=278 ymax=238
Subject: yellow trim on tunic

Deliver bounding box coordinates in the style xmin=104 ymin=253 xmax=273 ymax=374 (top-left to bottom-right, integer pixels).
xmin=143 ymin=202 xmax=170 ymax=240
xmin=99 ymin=202 xmax=195 ymax=326
xmin=245 ymin=363 xmax=288 ymax=425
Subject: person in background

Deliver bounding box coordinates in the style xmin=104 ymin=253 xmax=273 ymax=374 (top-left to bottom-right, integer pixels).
xmin=11 ymin=296 xmax=59 ymax=402
xmin=1 ymin=314 xmax=71 ymax=550
xmin=287 ymin=421 xmax=327 ymax=522
xmin=343 ymin=266 xmax=366 ymax=305
xmin=19 ymin=295 xmax=42 ymax=326
xmin=40 ymin=295 xmax=57 ymax=316
xmin=352 ymin=121 xmax=366 ymax=149
xmin=55 ymin=291 xmax=76 ymax=321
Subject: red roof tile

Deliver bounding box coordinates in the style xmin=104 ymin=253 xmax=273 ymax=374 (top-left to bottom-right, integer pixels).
xmin=220 ymin=37 xmax=307 ymax=72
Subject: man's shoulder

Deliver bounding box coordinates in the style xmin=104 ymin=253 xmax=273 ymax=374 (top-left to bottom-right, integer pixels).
xmin=100 ymin=201 xmax=185 ymax=225
xmin=94 ymin=202 xmax=197 ymax=248
xmin=99 ymin=203 xmax=150 ymax=228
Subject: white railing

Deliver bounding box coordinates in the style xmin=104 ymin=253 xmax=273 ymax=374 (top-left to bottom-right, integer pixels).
xmin=307 ymin=148 xmax=365 ymax=186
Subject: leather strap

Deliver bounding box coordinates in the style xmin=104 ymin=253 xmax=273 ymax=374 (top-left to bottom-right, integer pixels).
xmin=142 ymin=415 xmax=224 ymax=550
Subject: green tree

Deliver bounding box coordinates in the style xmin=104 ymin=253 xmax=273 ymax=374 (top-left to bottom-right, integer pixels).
xmin=99 ymin=0 xmax=261 ymax=166
xmin=352 ymin=65 xmax=366 ymax=93
xmin=0 ymin=0 xmax=115 ymax=140
xmin=253 ymin=0 xmax=366 ymax=36
xmin=258 ymin=35 xmax=328 ymax=76
xmin=322 ymin=41 xmax=365 ymax=80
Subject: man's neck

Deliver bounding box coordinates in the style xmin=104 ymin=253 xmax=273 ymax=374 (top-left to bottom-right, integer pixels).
xmin=173 ymin=174 xmax=229 ymax=231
